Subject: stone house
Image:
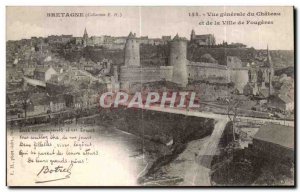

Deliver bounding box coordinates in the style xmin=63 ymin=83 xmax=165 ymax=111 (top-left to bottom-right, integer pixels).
xmin=34 ymin=66 xmax=57 ymax=82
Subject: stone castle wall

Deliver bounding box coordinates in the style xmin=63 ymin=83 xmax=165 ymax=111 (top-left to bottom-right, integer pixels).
xmin=187 ymin=62 xmax=230 ymax=83
xmin=120 ymin=66 xmax=161 ymax=83
xmin=119 ymin=66 xmax=173 ymax=84
xmin=159 ymin=66 xmax=173 ymax=81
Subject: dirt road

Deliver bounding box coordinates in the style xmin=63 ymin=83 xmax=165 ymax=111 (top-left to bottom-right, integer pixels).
xmin=158 ymin=119 xmax=228 ymax=186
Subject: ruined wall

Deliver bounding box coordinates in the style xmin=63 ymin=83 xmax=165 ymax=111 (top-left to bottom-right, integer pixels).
xmin=230 ymin=68 xmax=249 ymax=94
xmin=227 ymin=56 xmax=243 ymax=68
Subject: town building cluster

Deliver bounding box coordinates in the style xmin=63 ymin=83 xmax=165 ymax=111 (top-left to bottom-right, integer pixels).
xmin=6 ymin=28 xmax=294 ymax=120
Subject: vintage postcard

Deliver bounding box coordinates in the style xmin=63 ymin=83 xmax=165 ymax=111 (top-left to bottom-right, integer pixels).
xmin=6 ymin=6 xmax=295 ymax=186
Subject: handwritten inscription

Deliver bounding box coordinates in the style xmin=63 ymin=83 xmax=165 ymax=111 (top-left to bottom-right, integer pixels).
xmin=36 ymin=163 xmax=73 ymax=183
xmin=8 ymin=124 xmax=100 ymax=184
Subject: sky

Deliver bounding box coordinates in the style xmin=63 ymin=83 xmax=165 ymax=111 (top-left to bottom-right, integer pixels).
xmin=6 ymin=6 xmax=294 ymax=50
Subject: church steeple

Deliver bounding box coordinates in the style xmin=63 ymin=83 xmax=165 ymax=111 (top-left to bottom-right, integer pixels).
xmin=127 ymin=32 xmax=136 ymax=39
xmin=191 ymin=29 xmax=196 ymax=41
xmin=83 ymin=27 xmax=88 ymax=39
xmin=266 ymin=45 xmax=274 ymax=96
xmin=83 ymin=27 xmax=89 ymax=47
xmin=266 ymin=44 xmax=272 ymax=68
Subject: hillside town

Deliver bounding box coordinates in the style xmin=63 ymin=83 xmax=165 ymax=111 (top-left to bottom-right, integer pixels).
xmin=7 ymin=28 xmax=294 ymax=119
xmin=7 ymin=27 xmax=294 ymax=186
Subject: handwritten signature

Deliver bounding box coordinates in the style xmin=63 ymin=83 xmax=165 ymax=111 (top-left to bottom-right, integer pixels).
xmin=35 ymin=163 xmax=73 ymax=183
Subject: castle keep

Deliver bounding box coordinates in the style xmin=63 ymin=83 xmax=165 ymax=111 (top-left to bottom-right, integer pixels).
xmin=169 ymin=34 xmax=188 ymax=87
xmin=124 ymin=32 xmax=140 ymax=66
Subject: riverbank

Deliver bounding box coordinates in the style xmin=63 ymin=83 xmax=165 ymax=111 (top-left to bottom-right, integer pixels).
xmin=140 ymin=136 xmax=211 ymax=186
xmin=138 ymin=119 xmax=228 ymax=186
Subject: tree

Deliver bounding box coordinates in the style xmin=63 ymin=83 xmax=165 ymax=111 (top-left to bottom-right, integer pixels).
xmin=225 ymin=96 xmax=242 ymax=141
xmin=19 ymin=86 xmax=36 ymax=119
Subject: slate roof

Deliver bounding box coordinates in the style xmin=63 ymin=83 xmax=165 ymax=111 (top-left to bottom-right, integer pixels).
xmin=278 ymin=94 xmax=293 ymax=104
xmin=35 ymin=66 xmax=56 ymax=73
xmin=253 ymin=123 xmax=294 ymax=150
xmin=259 ymin=88 xmax=269 ymax=98
xmin=195 ymin=34 xmax=214 ymax=39
xmin=35 ymin=67 xmax=49 ymax=73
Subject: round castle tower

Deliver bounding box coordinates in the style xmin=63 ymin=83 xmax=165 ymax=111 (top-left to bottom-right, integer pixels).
xmin=169 ymin=34 xmax=188 ymax=87
xmin=124 ymin=32 xmax=140 ymax=66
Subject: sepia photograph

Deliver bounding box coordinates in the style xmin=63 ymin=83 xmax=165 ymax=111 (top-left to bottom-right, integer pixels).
xmin=6 ymin=6 xmax=295 ymax=187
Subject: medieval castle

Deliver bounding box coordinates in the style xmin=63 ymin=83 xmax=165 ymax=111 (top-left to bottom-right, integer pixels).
xmin=114 ymin=31 xmax=274 ymax=97
xmin=70 ymin=28 xmax=274 ymax=96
